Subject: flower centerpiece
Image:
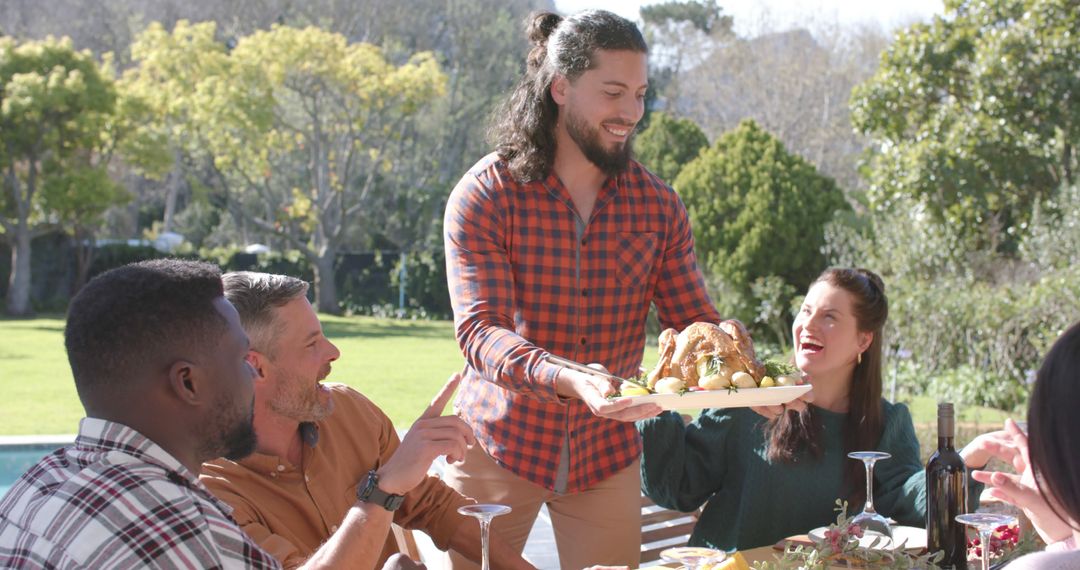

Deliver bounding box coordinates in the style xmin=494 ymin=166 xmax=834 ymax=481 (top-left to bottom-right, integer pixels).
xmin=753 ymin=500 xmax=1041 ymax=570
xmin=753 ymin=500 xmax=942 ymax=569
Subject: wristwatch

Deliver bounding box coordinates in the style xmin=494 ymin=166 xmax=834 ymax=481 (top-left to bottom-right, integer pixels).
xmin=356 ymin=470 xmax=405 ymax=511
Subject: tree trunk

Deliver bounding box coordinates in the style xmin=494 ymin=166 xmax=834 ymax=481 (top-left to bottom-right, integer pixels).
xmin=5 ymin=225 xmax=33 ymax=316
xmin=71 ymin=226 xmax=96 ymax=295
xmin=313 ymin=252 xmax=340 ymax=315
xmin=161 ymin=150 xmax=185 ymax=233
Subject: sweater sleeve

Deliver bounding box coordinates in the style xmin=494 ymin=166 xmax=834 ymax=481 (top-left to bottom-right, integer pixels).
xmin=638 ymin=409 xmax=732 ymax=513
xmin=873 ymin=402 xmax=926 ymax=527
xmin=872 ymin=402 xmax=985 ymax=527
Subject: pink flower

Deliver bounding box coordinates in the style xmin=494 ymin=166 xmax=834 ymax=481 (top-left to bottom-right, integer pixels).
xmin=847 ymin=524 xmax=865 ymax=538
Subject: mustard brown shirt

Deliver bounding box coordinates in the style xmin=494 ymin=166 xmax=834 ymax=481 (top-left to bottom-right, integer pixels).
xmin=201 ymin=384 xmax=472 ymax=569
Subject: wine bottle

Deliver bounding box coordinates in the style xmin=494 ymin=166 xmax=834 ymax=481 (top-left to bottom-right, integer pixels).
xmin=926 ymin=402 xmax=968 ymax=569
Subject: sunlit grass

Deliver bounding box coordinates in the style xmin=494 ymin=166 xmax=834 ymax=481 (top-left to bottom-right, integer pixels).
xmin=0 ymin=316 xmax=1021 ymax=442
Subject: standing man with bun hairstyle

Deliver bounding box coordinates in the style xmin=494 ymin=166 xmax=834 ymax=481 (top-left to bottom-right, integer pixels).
xmin=443 ymin=9 xmax=723 ymax=569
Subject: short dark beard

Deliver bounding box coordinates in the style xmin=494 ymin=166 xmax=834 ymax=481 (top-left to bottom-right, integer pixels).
xmin=222 ymin=406 xmax=258 ymax=460
xmin=564 ymin=107 xmax=634 ymax=177
xmin=204 ymin=395 xmax=258 ymax=461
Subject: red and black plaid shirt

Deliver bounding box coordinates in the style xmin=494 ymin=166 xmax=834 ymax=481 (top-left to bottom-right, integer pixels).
xmin=444 ymin=153 xmax=721 ymax=492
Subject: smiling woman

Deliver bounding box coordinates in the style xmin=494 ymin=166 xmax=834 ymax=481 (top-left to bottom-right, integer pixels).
xmin=638 ymin=267 xmax=985 ymax=553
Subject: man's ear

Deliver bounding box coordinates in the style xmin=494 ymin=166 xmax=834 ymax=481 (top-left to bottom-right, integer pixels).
xmin=247 ymin=350 xmax=270 ymax=383
xmin=550 ymin=74 xmax=570 ymax=105
xmin=167 ymin=360 xmax=204 ymax=406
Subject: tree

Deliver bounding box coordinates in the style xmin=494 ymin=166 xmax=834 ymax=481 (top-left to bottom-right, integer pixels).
xmin=634 ymin=111 xmax=708 ymax=183
xmin=851 ymin=0 xmax=1080 ymax=249
xmin=675 ymin=120 xmax=848 ymax=300
xmin=641 ymin=0 xmax=732 ymax=35
xmin=0 ymin=36 xmax=119 ymax=315
xmin=674 ymin=25 xmax=889 ymax=196
xmin=126 ymin=22 xmax=446 ymax=313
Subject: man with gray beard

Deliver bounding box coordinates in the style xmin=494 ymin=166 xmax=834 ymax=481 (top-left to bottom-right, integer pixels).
xmin=201 ymin=272 xmax=533 ymax=570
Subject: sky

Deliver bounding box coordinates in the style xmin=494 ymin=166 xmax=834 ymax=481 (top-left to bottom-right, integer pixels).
xmin=553 ymin=0 xmax=945 ymax=34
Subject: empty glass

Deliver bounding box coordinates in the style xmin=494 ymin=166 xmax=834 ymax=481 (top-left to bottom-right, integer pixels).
xmin=847 ymin=451 xmax=894 ymax=541
xmin=660 ymin=547 xmax=727 ymax=570
xmin=458 ymin=504 xmax=512 ymax=570
xmin=956 ymin=512 xmax=1017 ymax=570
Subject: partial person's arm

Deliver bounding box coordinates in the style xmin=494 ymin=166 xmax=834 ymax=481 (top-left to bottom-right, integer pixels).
xmin=297 ymin=376 xmax=475 ymax=570
xmin=650 ymin=191 xmax=723 ymax=331
xmin=872 ymin=403 xmax=930 ymax=527
xmin=966 ymin=419 xmax=1074 ymax=545
xmin=444 ymin=172 xmax=565 ymax=400
xmin=637 ymin=409 xmax=732 ymax=513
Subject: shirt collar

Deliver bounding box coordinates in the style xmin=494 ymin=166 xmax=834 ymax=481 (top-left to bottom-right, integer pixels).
xmin=76 ymin=417 xmax=235 ymax=515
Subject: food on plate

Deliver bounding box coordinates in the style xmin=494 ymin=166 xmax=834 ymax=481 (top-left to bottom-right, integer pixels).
xmin=646 ymin=321 xmax=766 ymax=390
xmin=618 ymin=382 xmax=651 ymax=397
xmin=654 ymin=376 xmax=686 ymax=394
xmin=612 ymin=323 xmax=805 ymax=397
xmin=774 ymin=374 xmax=800 ymax=386
xmin=730 ymin=371 xmax=757 ymax=389
xmin=765 ymin=359 xmax=802 ymax=386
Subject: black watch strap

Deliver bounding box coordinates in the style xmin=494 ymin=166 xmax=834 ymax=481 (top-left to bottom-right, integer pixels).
xmin=356 ymin=470 xmax=405 ymax=512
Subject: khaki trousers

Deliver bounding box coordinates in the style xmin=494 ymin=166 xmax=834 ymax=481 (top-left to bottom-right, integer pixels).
xmin=442 ymin=443 xmax=641 ymax=570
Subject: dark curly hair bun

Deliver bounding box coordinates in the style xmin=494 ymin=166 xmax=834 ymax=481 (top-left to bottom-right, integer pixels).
xmin=527 ymin=11 xmax=562 ymax=46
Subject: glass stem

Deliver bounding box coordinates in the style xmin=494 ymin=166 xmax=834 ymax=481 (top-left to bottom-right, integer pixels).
xmin=979 ymin=528 xmax=992 ymax=570
xmin=480 ymin=519 xmax=492 ymax=570
xmin=863 ymin=460 xmax=876 ymax=515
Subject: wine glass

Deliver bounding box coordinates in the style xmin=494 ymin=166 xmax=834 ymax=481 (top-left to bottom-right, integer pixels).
xmin=956 ymin=512 xmax=1016 ymax=570
xmin=458 ymin=504 xmax=512 ymax=570
xmin=847 ymin=451 xmax=894 ymax=542
xmin=660 ymin=547 xmax=727 ymax=570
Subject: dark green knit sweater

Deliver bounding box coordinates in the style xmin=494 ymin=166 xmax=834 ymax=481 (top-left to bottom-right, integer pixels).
xmin=638 ymin=401 xmax=981 ymax=552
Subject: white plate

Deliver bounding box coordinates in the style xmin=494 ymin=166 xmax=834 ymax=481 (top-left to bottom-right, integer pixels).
xmin=808 ymin=525 xmax=926 ymax=551
xmin=614 ymin=385 xmax=812 ymax=410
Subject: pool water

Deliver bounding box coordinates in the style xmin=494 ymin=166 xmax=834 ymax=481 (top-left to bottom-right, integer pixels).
xmin=0 ymin=444 xmax=65 ymax=498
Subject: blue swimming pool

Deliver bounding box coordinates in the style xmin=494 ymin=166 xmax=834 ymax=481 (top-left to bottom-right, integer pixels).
xmin=0 ymin=441 xmax=70 ymax=498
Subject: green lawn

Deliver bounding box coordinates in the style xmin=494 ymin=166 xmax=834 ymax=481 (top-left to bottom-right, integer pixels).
xmin=0 ymin=315 xmax=1019 ymax=449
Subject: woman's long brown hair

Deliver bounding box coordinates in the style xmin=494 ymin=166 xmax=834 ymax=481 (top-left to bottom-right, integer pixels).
xmin=763 ymin=267 xmax=889 ymax=505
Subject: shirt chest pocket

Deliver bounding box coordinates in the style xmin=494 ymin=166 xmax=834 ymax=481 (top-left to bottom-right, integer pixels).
xmin=616 ymin=232 xmax=659 ymax=288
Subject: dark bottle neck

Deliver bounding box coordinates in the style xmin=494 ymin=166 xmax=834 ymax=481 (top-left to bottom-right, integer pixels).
xmin=937 ymin=436 xmax=955 ymax=450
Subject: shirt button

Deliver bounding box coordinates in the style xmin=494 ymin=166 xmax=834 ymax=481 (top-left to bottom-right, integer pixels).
xmin=331 ymin=525 xmax=339 ymax=532
xmin=277 ymin=465 xmax=285 ymax=472
xmin=270 ymin=472 xmax=278 ymax=478
xmin=581 ymin=238 xmax=587 ymax=246
xmin=580 ymin=337 xmax=587 ymax=345
xmin=581 ymin=289 xmax=588 ymax=297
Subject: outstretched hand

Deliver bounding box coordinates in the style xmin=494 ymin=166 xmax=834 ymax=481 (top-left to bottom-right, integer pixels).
xmin=967 ymin=418 xmax=1073 ymax=544
xmin=555 ymin=365 xmax=662 ymax=422
xmin=376 ymin=372 xmax=476 ymax=495
xmin=751 ymin=375 xmax=813 ymax=419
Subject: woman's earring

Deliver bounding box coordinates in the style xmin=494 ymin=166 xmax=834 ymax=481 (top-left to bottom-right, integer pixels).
xmin=857 ymin=352 xmax=863 ymax=365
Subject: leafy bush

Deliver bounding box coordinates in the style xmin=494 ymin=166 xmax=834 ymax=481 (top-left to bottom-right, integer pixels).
xmin=634 ymin=111 xmax=709 ymax=183
xmin=825 ymin=185 xmax=1080 ymax=411
xmin=677 ymin=120 xmax=849 ymax=298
